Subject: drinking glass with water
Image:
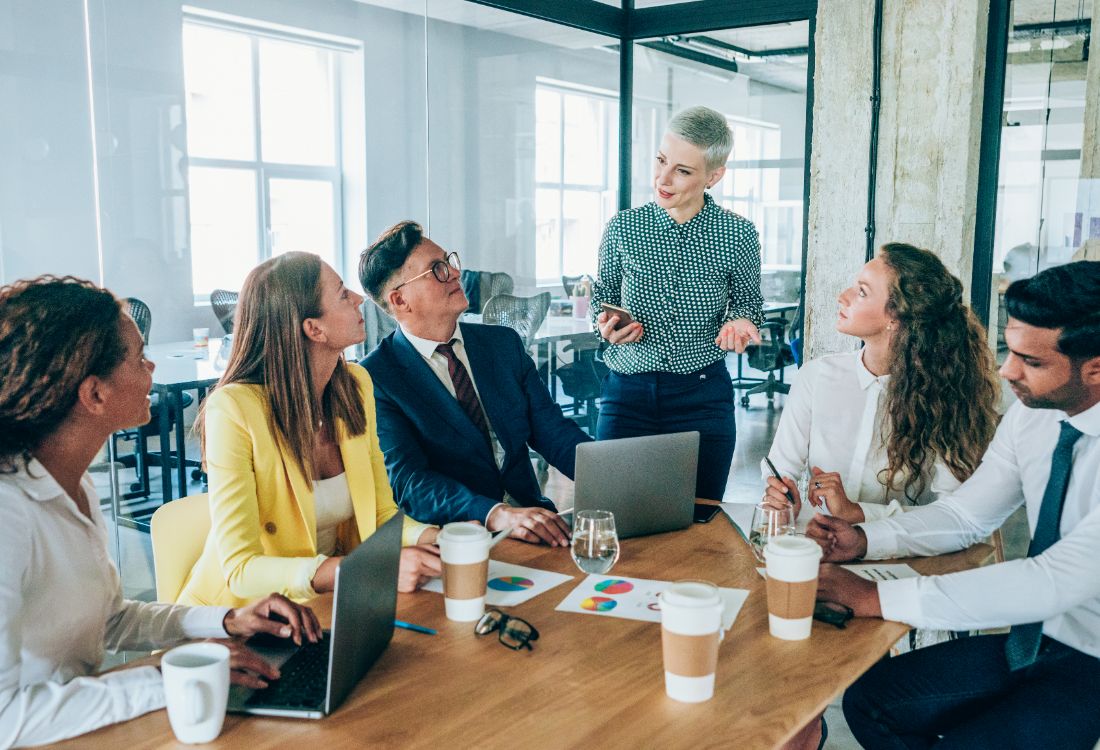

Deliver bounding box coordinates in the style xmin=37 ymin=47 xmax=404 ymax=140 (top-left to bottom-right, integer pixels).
xmin=570 ymin=509 xmax=620 ymax=574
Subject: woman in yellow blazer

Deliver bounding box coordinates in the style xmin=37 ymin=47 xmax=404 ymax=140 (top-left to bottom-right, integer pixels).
xmin=178 ymin=252 xmax=440 ymax=608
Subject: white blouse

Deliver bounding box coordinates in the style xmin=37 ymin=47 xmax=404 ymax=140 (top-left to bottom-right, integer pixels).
xmin=0 ymin=460 xmax=229 ymax=748
xmin=313 ymin=472 xmax=354 ymax=557
xmin=763 ymin=350 xmax=962 ymax=521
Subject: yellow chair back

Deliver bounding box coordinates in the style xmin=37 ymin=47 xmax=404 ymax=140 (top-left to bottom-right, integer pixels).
xmin=150 ymin=493 xmax=211 ymax=603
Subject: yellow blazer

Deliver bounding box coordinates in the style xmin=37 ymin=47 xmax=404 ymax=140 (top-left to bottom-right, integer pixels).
xmin=177 ymin=364 xmax=431 ymax=607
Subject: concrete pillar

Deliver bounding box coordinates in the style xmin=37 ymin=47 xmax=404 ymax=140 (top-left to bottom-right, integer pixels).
xmin=805 ymin=0 xmax=990 ymax=359
xmin=1073 ymin=0 xmax=1100 ymax=262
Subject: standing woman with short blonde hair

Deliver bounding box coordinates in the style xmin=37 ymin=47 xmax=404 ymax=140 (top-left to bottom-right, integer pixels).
xmin=593 ymin=105 xmax=764 ymax=500
xmin=178 ymin=252 xmax=440 ymax=607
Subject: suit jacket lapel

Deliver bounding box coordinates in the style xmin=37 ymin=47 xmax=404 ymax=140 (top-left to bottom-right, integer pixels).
xmin=279 ymin=443 xmax=317 ymax=550
xmin=391 ymin=328 xmax=496 ymax=455
xmin=338 ymin=425 xmax=377 ymax=544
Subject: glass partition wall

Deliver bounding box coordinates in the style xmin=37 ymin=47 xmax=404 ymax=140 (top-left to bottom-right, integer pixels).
xmin=985 ymin=1 xmax=1094 ymax=354
xmin=0 ymin=0 xmax=814 ymax=615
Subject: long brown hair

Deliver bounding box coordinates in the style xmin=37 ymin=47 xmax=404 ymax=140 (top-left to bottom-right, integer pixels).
xmin=198 ymin=252 xmax=366 ymax=480
xmin=878 ymin=243 xmax=1000 ymax=500
xmin=0 ymin=276 xmax=127 ymax=470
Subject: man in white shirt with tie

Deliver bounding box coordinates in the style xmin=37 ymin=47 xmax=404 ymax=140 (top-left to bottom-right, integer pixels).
xmin=808 ymin=261 xmax=1100 ymax=748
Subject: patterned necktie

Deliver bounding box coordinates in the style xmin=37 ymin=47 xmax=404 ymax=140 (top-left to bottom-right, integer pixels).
xmin=1004 ymin=420 xmax=1084 ymax=671
xmin=436 ymin=341 xmax=492 ymax=447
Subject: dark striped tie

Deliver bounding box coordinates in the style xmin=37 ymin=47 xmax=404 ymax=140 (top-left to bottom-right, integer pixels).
xmin=1004 ymin=420 xmax=1083 ymax=671
xmin=436 ymin=341 xmax=492 ymax=448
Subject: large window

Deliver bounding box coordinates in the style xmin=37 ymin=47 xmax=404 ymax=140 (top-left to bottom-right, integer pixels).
xmin=534 ymin=82 xmax=619 ymax=283
xmin=182 ymin=18 xmax=345 ymax=300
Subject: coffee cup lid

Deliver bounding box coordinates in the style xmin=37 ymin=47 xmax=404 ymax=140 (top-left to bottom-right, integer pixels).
xmin=439 ymin=522 xmax=490 ymax=542
xmin=660 ymin=580 xmax=721 ymax=609
xmin=764 ymin=535 xmax=822 ymax=559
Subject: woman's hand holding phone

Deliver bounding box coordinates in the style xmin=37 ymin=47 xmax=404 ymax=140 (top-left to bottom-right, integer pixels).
xmin=597 ymin=306 xmax=643 ymax=344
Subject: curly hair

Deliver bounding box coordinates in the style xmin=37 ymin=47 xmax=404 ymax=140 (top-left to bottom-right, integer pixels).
xmin=0 ymin=276 xmax=127 ymax=469
xmin=878 ymin=243 xmax=1001 ymax=500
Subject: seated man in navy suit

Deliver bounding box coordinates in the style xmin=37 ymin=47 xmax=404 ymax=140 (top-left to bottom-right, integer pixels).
xmin=359 ymin=221 xmax=589 ymax=546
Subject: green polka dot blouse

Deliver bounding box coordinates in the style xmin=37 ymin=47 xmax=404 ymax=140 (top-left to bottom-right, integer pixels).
xmin=592 ymin=192 xmax=765 ymax=375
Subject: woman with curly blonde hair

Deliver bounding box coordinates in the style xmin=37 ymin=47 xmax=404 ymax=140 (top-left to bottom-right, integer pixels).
xmin=762 ymin=243 xmax=1000 ymax=522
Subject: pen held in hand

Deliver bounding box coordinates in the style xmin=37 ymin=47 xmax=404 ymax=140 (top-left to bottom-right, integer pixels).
xmin=763 ymin=456 xmax=796 ymax=506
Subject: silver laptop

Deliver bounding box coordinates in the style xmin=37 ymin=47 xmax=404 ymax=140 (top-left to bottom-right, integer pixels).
xmin=570 ymin=432 xmax=699 ymax=538
xmin=227 ymin=512 xmax=403 ymax=719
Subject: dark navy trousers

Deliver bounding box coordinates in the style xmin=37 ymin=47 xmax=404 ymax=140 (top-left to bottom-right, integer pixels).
xmin=596 ymin=359 xmax=735 ymax=500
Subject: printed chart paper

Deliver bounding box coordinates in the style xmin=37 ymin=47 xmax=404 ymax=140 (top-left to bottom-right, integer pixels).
xmin=555 ymin=575 xmax=749 ymax=629
xmin=423 ymin=561 xmax=574 ymax=607
xmin=754 ymin=563 xmax=919 ymax=581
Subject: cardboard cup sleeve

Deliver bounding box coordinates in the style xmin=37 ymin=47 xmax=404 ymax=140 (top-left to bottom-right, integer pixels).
xmin=443 ymin=559 xmax=489 ymax=600
xmin=765 ymin=576 xmax=818 ymax=619
xmin=662 ymin=628 xmax=720 ymax=678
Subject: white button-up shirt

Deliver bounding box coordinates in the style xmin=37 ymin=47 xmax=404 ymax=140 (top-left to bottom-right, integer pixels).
xmin=0 ymin=460 xmax=229 ymax=748
xmin=400 ymin=324 xmax=511 ymax=522
xmin=764 ymin=350 xmax=962 ymax=521
xmin=866 ymin=398 xmax=1100 ymax=658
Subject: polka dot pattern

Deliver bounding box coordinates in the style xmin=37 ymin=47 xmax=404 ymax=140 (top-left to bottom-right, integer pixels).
xmin=592 ymin=192 xmax=765 ymax=375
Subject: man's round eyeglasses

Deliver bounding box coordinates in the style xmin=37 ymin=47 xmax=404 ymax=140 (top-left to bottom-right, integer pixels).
xmin=393 ymin=252 xmax=461 ymax=291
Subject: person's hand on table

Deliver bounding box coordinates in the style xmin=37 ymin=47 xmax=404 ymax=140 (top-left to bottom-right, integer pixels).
xmin=488 ymin=505 xmax=571 ymax=547
xmin=762 ymin=475 xmax=802 ymax=519
xmin=817 ymin=564 xmax=882 ymax=618
xmin=399 ymin=545 xmax=442 ymax=593
xmin=223 ymin=593 xmax=321 ymax=646
xmin=597 ymin=310 xmax=643 ymax=344
xmin=806 ymin=513 xmax=868 ymax=562
xmin=715 ymin=318 xmax=761 ymax=353
xmin=807 ymin=466 xmax=865 ymax=523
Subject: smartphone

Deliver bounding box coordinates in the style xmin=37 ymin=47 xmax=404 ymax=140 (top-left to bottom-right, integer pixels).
xmin=600 ymin=303 xmax=635 ymax=330
xmin=693 ymin=502 xmax=721 ymax=524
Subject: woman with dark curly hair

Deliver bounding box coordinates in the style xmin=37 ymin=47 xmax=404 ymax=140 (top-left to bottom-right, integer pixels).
xmin=0 ymin=276 xmax=320 ymax=747
xmin=762 ymin=243 xmax=1001 ymax=523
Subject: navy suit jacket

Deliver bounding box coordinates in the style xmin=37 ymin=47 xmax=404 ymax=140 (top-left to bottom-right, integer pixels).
xmin=361 ymin=322 xmax=591 ymax=525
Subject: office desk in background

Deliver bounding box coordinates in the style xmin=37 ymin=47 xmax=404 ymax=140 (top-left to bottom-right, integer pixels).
xmin=141 ymin=339 xmax=225 ymax=502
xmin=74 ymin=516 xmax=992 ymax=749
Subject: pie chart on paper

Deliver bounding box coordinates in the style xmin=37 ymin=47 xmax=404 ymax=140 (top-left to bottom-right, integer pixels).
xmin=487 ymin=576 xmax=535 ymax=592
xmin=580 ymin=596 xmax=617 ymax=612
xmin=594 ymin=579 xmax=634 ymax=595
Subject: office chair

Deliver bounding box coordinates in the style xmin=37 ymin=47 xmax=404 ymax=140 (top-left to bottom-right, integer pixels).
xmin=554 ymin=338 xmax=608 ymax=435
xmin=482 ymin=292 xmax=551 ymax=348
xmin=113 ymin=298 xmax=201 ymax=502
xmin=150 ymin=493 xmax=211 ymax=602
xmin=488 ymin=272 xmax=514 ymax=300
xmin=561 ymin=274 xmax=584 ymax=297
xmin=210 ymin=289 xmax=239 ymax=335
xmin=739 ymin=319 xmax=796 ymax=407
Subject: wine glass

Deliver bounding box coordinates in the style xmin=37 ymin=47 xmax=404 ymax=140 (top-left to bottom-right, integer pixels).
xmin=749 ymin=502 xmax=796 ymax=563
xmin=570 ymin=510 xmax=620 ymax=574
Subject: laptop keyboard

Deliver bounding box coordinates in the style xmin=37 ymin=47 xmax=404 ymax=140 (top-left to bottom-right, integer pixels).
xmin=245 ymin=632 xmax=331 ymax=710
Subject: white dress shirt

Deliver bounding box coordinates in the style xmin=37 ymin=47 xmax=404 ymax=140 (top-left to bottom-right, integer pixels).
xmin=866 ymin=398 xmax=1100 ymax=658
xmin=400 ymin=324 xmax=511 ymax=522
xmin=0 ymin=460 xmax=230 ymax=748
xmin=764 ymin=350 xmax=961 ymax=521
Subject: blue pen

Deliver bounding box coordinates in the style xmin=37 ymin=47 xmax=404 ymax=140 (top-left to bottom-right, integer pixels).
xmin=395 ymin=619 xmax=437 ymax=635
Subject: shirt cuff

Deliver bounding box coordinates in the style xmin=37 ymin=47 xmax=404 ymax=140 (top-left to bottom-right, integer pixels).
xmin=858 ymin=520 xmax=899 ymax=560
xmin=484 ymin=502 xmax=506 ymax=527
xmin=876 ymin=577 xmax=922 ymax=625
xmin=179 ymin=605 xmax=233 ymax=639
xmin=291 ymin=555 xmax=329 ymax=601
xmin=402 ymin=520 xmax=435 ymax=547
xmin=100 ymin=665 xmax=168 ymax=720
xmin=857 ymin=500 xmax=905 ymax=523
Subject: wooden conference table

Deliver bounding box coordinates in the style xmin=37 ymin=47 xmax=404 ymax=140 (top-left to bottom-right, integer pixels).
xmin=76 ymin=513 xmax=992 ymax=749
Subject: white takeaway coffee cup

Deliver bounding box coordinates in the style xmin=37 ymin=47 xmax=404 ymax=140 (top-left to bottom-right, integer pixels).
xmin=658 ymin=580 xmax=724 ymax=703
xmin=161 ymin=642 xmax=230 ymax=744
xmin=437 ymin=523 xmax=509 ymax=622
xmin=764 ymin=535 xmax=822 ymax=641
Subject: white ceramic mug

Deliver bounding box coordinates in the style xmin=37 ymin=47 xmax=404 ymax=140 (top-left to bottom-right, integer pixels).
xmin=192 ymin=327 xmax=210 ymax=348
xmin=764 ymin=535 xmax=822 ymax=641
xmin=437 ymin=523 xmax=509 ymax=621
xmin=161 ymin=642 xmax=230 ymax=744
xmin=658 ymin=580 xmax=724 ymax=703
